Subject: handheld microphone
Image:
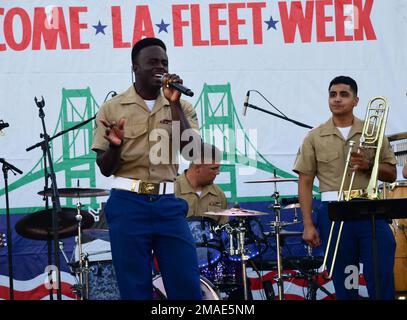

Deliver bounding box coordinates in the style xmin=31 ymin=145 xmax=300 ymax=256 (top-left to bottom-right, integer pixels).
xmin=243 ymin=91 xmax=250 ymax=116
xmin=159 ymin=74 xmax=194 ymax=97
xmin=0 ymin=121 xmax=9 ymax=130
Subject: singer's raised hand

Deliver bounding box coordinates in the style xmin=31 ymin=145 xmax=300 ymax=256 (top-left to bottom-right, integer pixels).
xmin=98 ymin=117 xmax=125 ymax=147
xmin=162 ymin=73 xmax=182 ymax=102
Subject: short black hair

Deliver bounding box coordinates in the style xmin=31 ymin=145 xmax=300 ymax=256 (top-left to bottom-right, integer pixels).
xmin=131 ymin=37 xmax=166 ymax=64
xmin=329 ymin=76 xmax=358 ymax=96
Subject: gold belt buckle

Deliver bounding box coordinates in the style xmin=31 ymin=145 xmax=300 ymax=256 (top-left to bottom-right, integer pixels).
xmin=139 ymin=181 xmax=160 ymax=194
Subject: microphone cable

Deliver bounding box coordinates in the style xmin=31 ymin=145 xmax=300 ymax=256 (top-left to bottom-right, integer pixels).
xmin=247 ymin=89 xmax=289 ymax=119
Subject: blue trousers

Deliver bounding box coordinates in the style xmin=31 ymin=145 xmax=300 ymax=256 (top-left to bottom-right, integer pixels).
xmin=316 ymin=202 xmax=396 ymax=299
xmin=104 ymin=189 xmax=202 ymax=300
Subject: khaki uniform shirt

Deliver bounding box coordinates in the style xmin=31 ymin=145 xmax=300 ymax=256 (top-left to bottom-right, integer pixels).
xmin=175 ymin=171 xmax=228 ymax=224
xmin=92 ymin=85 xmax=199 ymax=183
xmin=293 ymin=117 xmax=396 ymax=192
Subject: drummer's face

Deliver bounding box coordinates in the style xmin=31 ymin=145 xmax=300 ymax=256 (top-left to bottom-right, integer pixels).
xmin=197 ymin=163 xmax=220 ymax=185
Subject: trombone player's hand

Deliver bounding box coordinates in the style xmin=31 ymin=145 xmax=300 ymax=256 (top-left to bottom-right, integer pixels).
xmin=350 ymin=149 xmax=370 ymax=172
xmin=303 ymin=224 xmax=321 ymax=247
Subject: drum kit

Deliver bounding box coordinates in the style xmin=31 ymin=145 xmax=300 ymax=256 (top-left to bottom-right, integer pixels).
xmin=187 ymin=176 xmax=316 ymax=300
xmin=13 ymin=176 xmax=316 ymax=300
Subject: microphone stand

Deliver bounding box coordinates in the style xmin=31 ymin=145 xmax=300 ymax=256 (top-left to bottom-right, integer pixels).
xmin=27 ymin=97 xmax=63 ymax=300
xmin=26 ymin=90 xmax=116 ymax=153
xmin=0 ymin=158 xmax=23 ymax=300
xmin=244 ymin=103 xmax=313 ymax=129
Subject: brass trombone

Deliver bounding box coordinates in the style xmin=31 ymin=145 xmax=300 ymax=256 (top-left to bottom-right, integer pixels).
xmin=321 ymin=96 xmax=389 ymax=279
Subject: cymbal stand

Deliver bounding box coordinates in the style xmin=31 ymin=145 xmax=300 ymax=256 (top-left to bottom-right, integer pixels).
xmin=224 ymin=218 xmax=250 ymax=300
xmin=269 ymin=184 xmax=285 ymax=300
xmin=74 ymin=197 xmax=90 ymax=300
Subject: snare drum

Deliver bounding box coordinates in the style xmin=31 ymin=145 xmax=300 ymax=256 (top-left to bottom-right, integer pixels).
xmin=187 ymin=217 xmax=223 ymax=268
xmin=381 ymin=181 xmax=407 ymax=293
xmin=153 ymin=275 xmax=220 ymax=300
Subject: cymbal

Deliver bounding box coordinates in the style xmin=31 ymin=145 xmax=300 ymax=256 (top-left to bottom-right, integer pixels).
xmin=15 ymin=208 xmax=94 ymax=240
xmin=38 ymin=187 xmax=110 ymax=198
xmin=244 ymin=177 xmax=298 ymax=184
xmin=283 ymin=203 xmax=301 ymax=209
xmin=205 ymin=208 xmax=269 ymax=217
xmin=82 ymin=229 xmax=110 ymax=242
xmin=387 ymin=132 xmax=407 ymax=142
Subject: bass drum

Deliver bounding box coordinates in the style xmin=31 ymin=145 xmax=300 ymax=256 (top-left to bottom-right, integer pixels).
xmin=382 ymin=181 xmax=407 ymax=293
xmin=153 ymin=275 xmax=220 ymax=300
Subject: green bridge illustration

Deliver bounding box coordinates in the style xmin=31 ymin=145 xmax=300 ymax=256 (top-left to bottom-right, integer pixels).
xmin=0 ymin=84 xmax=317 ymax=215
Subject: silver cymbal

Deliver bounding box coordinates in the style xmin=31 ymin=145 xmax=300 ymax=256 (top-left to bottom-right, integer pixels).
xmin=205 ymin=208 xmax=269 ymax=217
xmin=283 ymin=203 xmax=301 ymax=209
xmin=244 ymin=177 xmax=298 ymax=183
xmin=38 ymin=187 xmax=110 ymax=198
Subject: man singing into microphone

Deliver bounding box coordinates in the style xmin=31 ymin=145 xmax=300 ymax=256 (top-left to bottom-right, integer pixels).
xmin=92 ymin=37 xmax=202 ymax=300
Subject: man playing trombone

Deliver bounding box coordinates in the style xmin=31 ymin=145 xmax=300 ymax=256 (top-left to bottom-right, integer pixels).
xmin=293 ymin=76 xmax=397 ymax=299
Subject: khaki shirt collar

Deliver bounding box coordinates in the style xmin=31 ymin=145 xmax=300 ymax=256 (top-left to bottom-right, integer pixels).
xmin=178 ymin=171 xmax=218 ymax=197
xmin=119 ymin=85 xmax=170 ymax=114
xmin=319 ymin=116 xmax=363 ymax=141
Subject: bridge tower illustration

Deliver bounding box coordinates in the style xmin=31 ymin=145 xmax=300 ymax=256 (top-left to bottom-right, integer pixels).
xmin=0 ymin=88 xmax=100 ymax=212
xmin=194 ymin=83 xmax=300 ymax=203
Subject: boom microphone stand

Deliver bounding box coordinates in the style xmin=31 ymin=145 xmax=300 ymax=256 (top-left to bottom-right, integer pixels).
xmin=26 ymin=97 xmax=63 ymax=300
xmin=25 ymin=91 xmax=116 ymax=300
xmin=243 ymin=90 xmax=313 ymax=129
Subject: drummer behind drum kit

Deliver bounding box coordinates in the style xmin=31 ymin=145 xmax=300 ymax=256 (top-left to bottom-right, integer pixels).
xmin=188 ymin=176 xmax=325 ymax=301
xmin=13 ymin=177 xmax=313 ymax=300
xmin=13 ymin=175 xmax=326 ymax=300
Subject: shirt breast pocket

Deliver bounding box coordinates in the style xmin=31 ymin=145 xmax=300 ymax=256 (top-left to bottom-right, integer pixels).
xmin=316 ymin=151 xmax=340 ymax=175
xmin=123 ymin=124 xmax=147 ymax=139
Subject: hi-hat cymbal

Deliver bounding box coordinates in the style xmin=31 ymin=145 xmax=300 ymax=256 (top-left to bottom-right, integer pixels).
xmin=387 ymin=132 xmax=407 ymax=142
xmin=244 ymin=177 xmax=298 ymax=184
xmin=83 ymin=229 xmax=110 ymax=242
xmin=15 ymin=208 xmax=94 ymax=240
xmin=283 ymin=203 xmax=301 ymax=209
xmin=38 ymin=187 xmax=110 ymax=198
xmin=205 ymin=208 xmax=269 ymax=217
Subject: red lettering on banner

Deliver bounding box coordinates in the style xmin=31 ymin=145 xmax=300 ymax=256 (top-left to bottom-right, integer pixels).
xmin=191 ymin=4 xmax=210 ymax=46
xmin=132 ymin=5 xmax=155 ymax=44
xmin=32 ymin=7 xmax=69 ymax=50
xmin=4 ymin=7 xmax=32 ymax=51
xmin=69 ymin=7 xmax=89 ymax=49
xmin=0 ymin=8 xmax=5 ymax=51
xmin=335 ymin=0 xmax=353 ymax=41
xmin=112 ymin=6 xmax=131 ymax=48
xmin=172 ymin=3 xmax=266 ymax=46
xmin=354 ymin=0 xmax=376 ymax=40
xmin=172 ymin=4 xmax=189 ymax=47
xmin=279 ymin=1 xmax=314 ymax=43
xmin=229 ymin=3 xmax=247 ymax=45
xmin=316 ymin=0 xmax=334 ymax=42
xmin=279 ymin=0 xmax=376 ymax=43
xmin=209 ymin=3 xmax=228 ymax=45
xmin=247 ymin=2 xmax=266 ymax=45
